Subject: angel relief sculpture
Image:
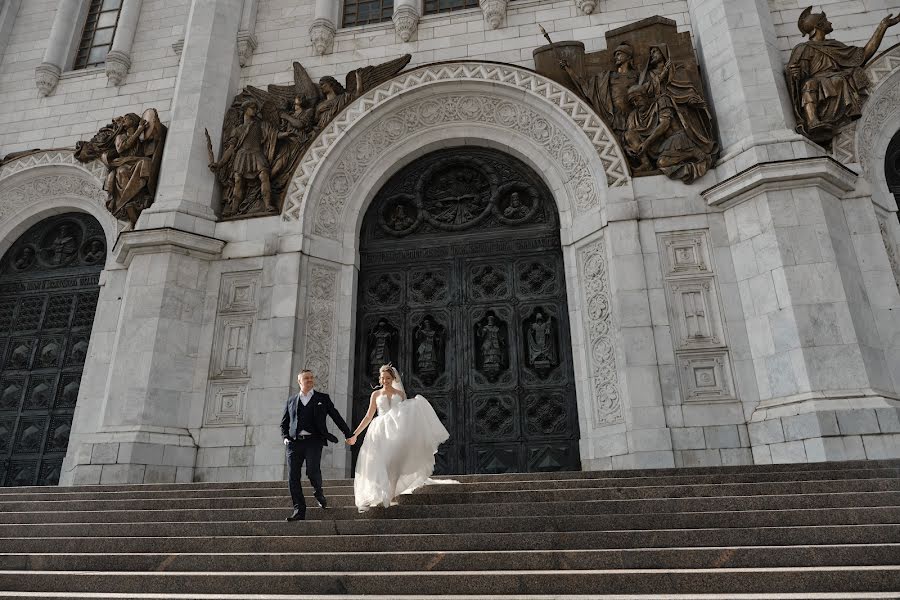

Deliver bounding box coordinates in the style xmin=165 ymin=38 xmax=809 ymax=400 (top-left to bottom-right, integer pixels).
xmin=206 ymin=55 xmax=412 ymax=219
xmin=74 ymin=108 xmax=167 ymax=227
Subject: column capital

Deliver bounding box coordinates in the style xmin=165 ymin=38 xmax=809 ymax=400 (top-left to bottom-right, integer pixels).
xmin=393 ymin=2 xmax=421 ymax=43
xmin=113 ymin=227 xmax=225 ymax=266
xmin=104 ymin=50 xmax=131 ymax=86
xmin=702 ymin=157 xmax=858 ymax=209
xmin=479 ymin=0 xmax=507 ymax=29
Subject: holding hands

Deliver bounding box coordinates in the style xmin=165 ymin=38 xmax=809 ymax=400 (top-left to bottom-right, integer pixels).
xmin=346 ymin=435 xmax=358 ymax=446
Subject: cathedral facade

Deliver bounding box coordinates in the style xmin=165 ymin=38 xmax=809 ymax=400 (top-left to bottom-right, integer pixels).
xmin=0 ymin=0 xmax=899 ymax=486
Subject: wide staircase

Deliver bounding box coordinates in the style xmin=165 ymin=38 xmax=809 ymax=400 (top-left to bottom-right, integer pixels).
xmin=0 ymin=459 xmax=897 ymax=599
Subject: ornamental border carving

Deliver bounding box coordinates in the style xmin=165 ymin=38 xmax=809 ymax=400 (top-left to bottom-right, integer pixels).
xmin=841 ymin=44 xmax=900 ymax=170
xmin=0 ymin=151 xmax=114 ymax=235
xmin=301 ymin=263 xmax=340 ymax=394
xmin=283 ymin=62 xmax=630 ymax=229
xmin=577 ymin=234 xmax=623 ymax=427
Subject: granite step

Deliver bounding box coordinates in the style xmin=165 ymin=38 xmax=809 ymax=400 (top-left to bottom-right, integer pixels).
xmin=1 ymin=468 xmax=896 ymax=502
xmin=1 ymin=491 xmax=895 ymax=523
xmin=1 ymin=477 xmax=896 ymax=513
xmin=2 ymin=524 xmax=897 ymax=554
xmin=1 ymin=459 xmax=895 ymax=496
xmin=0 ymin=566 xmax=897 ymax=595
xmin=2 ymin=544 xmax=898 ymax=572
xmin=0 ymin=507 xmax=896 ymax=538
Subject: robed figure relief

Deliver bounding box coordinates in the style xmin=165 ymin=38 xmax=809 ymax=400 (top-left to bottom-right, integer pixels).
xmin=74 ymin=109 xmax=167 ymax=227
xmin=207 ymin=55 xmax=411 ymax=219
xmin=538 ymin=17 xmax=719 ymax=185
xmin=786 ymin=7 xmax=900 ymax=144
xmin=623 ymin=44 xmax=718 ymax=183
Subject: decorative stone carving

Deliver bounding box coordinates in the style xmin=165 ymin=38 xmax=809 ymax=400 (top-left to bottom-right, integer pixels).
xmin=786 ymin=7 xmax=900 ymax=145
xmin=283 ymin=62 xmax=630 ymax=227
xmin=74 ymin=109 xmax=167 ymax=227
xmin=236 ymin=32 xmax=258 ymax=67
xmin=678 ymin=352 xmax=735 ymax=403
xmin=104 ymin=50 xmax=131 ymax=86
xmin=577 ymin=236 xmax=622 ymax=426
xmin=209 ymin=55 xmax=411 ymax=219
xmin=877 ymin=214 xmax=900 ymax=296
xmin=204 ymin=381 xmax=248 ymax=426
xmin=479 ymin=0 xmax=507 ymax=30
xmin=309 ymin=18 xmax=335 ymax=56
xmin=34 ymin=63 xmax=61 ymax=97
xmin=393 ymin=5 xmax=420 ymax=42
xmin=536 ymin=17 xmax=719 ymax=183
xmin=575 ymin=0 xmax=597 ymax=15
xmin=855 ymin=44 xmax=900 ymax=176
xmin=302 ymin=264 xmax=339 ymax=393
xmin=0 ymin=174 xmax=107 ymax=229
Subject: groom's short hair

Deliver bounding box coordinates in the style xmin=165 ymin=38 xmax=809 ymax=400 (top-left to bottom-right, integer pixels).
xmin=298 ymin=369 xmax=313 ymax=375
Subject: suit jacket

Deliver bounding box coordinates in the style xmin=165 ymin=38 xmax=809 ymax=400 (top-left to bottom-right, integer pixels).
xmin=280 ymin=390 xmax=352 ymax=445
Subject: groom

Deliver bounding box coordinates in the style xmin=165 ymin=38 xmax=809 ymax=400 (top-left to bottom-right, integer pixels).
xmin=281 ymin=369 xmax=352 ymax=521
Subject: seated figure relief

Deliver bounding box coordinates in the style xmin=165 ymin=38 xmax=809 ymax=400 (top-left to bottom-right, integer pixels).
xmin=786 ymin=7 xmax=900 ymax=144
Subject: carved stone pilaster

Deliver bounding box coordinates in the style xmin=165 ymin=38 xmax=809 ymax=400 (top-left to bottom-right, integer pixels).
xmin=393 ymin=5 xmax=420 ymax=42
xmin=236 ymin=31 xmax=257 ymax=67
xmin=309 ymin=18 xmax=335 ymax=56
xmin=479 ymin=0 xmax=507 ymax=29
xmin=34 ymin=62 xmax=61 ymax=97
xmin=575 ymin=0 xmax=597 ymax=14
xmin=104 ymin=50 xmax=131 ymax=86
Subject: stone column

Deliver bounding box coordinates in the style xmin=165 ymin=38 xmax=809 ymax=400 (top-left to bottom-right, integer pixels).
xmin=704 ymin=158 xmax=900 ymax=464
xmin=236 ymin=0 xmax=257 ymax=66
xmin=105 ymin=0 xmax=143 ymax=86
xmin=0 ymin=0 xmax=22 ymax=60
xmin=686 ymin=0 xmax=820 ymax=174
xmin=310 ymin=0 xmax=337 ymax=56
xmin=393 ymin=0 xmax=420 ymax=43
xmin=139 ymin=0 xmax=243 ymax=235
xmin=35 ymin=0 xmax=84 ymax=96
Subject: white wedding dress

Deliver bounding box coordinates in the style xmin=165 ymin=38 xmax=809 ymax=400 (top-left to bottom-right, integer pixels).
xmin=353 ymin=392 xmax=456 ymax=512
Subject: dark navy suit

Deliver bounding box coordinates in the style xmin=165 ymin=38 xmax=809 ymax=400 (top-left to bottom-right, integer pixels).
xmin=280 ymin=390 xmax=352 ymax=514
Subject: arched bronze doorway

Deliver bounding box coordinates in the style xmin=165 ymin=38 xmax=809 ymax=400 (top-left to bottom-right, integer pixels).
xmin=354 ymin=147 xmax=580 ymax=475
xmin=0 ymin=213 xmax=105 ymax=486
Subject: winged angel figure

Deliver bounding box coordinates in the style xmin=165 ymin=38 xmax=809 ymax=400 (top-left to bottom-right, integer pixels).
xmin=207 ymin=55 xmax=411 ymax=219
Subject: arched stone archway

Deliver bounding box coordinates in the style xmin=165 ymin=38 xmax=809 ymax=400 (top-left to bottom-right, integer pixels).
xmin=283 ymin=62 xmax=635 ymax=475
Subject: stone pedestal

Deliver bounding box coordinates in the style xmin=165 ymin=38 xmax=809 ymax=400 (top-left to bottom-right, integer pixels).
xmin=65 ymin=229 xmax=225 ymax=485
xmin=704 ymin=157 xmax=900 ymax=464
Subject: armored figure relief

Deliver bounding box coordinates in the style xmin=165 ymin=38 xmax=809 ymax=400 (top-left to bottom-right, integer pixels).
xmin=477 ymin=315 xmax=503 ymax=376
xmin=13 ymin=246 xmax=35 ymax=270
xmin=75 ymin=109 xmax=167 ymax=227
xmin=527 ymin=310 xmax=556 ymax=373
xmin=415 ymin=317 xmax=441 ymax=383
xmin=560 ymin=42 xmax=638 ymax=138
xmin=43 ymin=224 xmax=77 ymax=266
xmin=208 ymin=56 xmax=411 ymax=219
xmin=503 ymin=193 xmax=528 ymax=219
xmin=786 ymin=7 xmax=900 ymax=143
xmin=368 ymin=319 xmax=395 ymax=377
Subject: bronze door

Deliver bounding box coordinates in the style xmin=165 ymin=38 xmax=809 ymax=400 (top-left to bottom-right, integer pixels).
xmin=354 ymin=147 xmax=580 ymax=475
xmin=0 ymin=213 xmax=105 ymax=486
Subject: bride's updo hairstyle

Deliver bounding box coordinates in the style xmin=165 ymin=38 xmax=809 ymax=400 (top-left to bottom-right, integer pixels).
xmin=378 ymin=364 xmax=395 ymax=384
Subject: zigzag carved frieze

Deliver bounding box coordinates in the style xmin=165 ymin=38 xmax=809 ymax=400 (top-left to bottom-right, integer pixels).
xmin=282 ymin=62 xmax=630 ymax=226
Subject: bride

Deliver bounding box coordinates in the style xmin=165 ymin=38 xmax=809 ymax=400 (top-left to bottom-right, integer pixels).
xmin=347 ymin=364 xmax=455 ymax=511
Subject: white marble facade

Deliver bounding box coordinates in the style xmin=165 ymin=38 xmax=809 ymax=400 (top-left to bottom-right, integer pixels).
xmin=0 ymin=0 xmax=898 ymax=484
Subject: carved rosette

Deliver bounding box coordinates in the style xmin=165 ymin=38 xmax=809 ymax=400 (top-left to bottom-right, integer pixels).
xmin=236 ymin=32 xmax=258 ymax=67
xmin=309 ymin=18 xmax=336 ymax=56
xmin=575 ymin=0 xmax=597 ymax=14
xmin=35 ymin=63 xmax=61 ymax=97
xmin=302 ymin=264 xmax=340 ymax=392
xmin=578 ymin=236 xmax=622 ymax=427
xmin=104 ymin=50 xmax=131 ymax=86
xmin=479 ymin=0 xmax=507 ymax=30
xmin=393 ymin=5 xmax=420 ymax=42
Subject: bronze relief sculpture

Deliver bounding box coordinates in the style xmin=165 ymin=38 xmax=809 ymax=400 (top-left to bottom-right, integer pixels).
xmin=74 ymin=108 xmax=167 ymax=227
xmin=786 ymin=7 xmax=900 ymax=144
xmin=536 ymin=17 xmax=719 ymax=184
xmin=207 ymin=55 xmax=412 ymax=219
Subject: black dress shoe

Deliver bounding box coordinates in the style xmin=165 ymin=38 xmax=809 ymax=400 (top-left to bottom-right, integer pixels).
xmin=314 ymin=493 xmax=328 ymax=509
xmin=285 ymin=510 xmax=305 ymax=521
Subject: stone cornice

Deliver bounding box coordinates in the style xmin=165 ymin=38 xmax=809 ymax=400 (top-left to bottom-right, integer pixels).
xmin=114 ymin=227 xmax=225 ymax=266
xmin=702 ymin=157 xmax=858 ymax=209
